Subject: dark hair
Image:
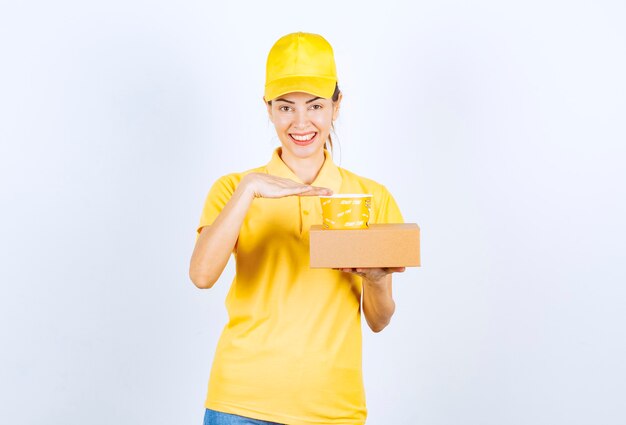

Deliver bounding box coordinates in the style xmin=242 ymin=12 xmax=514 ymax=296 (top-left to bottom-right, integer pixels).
xmin=267 ymin=83 xmax=341 ymax=155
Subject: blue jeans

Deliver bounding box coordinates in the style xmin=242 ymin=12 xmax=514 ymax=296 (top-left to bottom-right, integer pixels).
xmin=203 ymin=408 xmax=285 ymax=425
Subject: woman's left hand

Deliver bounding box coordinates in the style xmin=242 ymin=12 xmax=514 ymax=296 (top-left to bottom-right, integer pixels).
xmin=334 ymin=267 xmax=406 ymax=285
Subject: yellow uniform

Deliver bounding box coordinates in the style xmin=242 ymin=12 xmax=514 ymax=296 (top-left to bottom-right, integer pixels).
xmin=196 ymin=147 xmax=404 ymax=425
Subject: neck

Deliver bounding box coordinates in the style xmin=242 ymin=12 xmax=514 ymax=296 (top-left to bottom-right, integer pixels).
xmin=279 ymin=147 xmax=326 ymax=184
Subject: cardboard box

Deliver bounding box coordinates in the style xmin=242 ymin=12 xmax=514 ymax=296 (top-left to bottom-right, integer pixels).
xmin=309 ymin=223 xmax=421 ymax=268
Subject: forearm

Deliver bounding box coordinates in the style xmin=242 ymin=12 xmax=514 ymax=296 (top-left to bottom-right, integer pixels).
xmin=189 ymin=179 xmax=255 ymax=288
xmin=362 ymin=274 xmax=396 ymax=332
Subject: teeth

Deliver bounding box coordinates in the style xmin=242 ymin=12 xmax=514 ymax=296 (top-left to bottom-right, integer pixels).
xmin=291 ymin=133 xmax=316 ymax=141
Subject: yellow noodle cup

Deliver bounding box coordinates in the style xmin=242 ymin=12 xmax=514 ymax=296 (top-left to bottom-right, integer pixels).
xmin=319 ymin=194 xmax=373 ymax=230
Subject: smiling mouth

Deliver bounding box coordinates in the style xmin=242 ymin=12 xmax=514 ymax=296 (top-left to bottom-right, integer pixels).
xmin=289 ymin=132 xmax=317 ymax=145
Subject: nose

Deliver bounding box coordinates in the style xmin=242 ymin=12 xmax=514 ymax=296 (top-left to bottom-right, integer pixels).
xmin=293 ymin=108 xmax=310 ymax=130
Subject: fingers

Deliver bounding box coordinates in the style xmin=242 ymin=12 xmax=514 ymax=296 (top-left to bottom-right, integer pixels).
xmin=333 ymin=267 xmax=406 ymax=274
xmin=385 ymin=267 xmax=406 ymax=273
xmin=284 ymin=185 xmax=314 ymax=195
xmin=334 ymin=268 xmax=366 ymax=277
xmin=299 ymin=186 xmax=333 ymax=196
xmin=270 ymin=176 xmax=332 ymax=198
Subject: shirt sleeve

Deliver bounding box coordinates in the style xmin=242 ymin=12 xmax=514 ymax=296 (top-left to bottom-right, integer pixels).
xmin=375 ymin=185 xmax=404 ymax=224
xmin=195 ymin=174 xmax=236 ymax=241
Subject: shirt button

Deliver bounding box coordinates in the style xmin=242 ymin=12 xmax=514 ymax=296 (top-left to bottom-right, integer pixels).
xmin=303 ymin=210 xmax=309 ymax=215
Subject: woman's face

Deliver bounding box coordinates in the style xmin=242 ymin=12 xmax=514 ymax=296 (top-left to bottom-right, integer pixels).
xmin=265 ymin=91 xmax=341 ymax=160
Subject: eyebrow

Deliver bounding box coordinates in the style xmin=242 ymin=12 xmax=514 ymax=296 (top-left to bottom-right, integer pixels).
xmin=274 ymin=96 xmax=323 ymax=104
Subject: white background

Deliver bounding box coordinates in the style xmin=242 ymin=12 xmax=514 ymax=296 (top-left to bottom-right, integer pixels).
xmin=1 ymin=1 xmax=625 ymax=424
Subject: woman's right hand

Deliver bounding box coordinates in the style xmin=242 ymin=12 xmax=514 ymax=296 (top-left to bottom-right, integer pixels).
xmin=190 ymin=172 xmax=332 ymax=289
xmin=242 ymin=172 xmax=333 ymax=199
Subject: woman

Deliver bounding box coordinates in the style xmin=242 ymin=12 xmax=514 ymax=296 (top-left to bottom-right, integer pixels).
xmin=190 ymin=32 xmax=406 ymax=425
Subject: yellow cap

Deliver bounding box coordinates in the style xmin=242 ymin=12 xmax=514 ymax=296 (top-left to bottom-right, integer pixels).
xmin=264 ymin=32 xmax=338 ymax=102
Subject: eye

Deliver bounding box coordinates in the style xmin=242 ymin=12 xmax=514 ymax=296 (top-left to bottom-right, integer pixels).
xmin=310 ymin=104 xmax=323 ymax=110
xmin=278 ymin=105 xmax=292 ymax=112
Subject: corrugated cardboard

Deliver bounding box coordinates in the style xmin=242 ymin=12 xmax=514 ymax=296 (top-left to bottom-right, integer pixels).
xmin=309 ymin=223 xmax=421 ymax=268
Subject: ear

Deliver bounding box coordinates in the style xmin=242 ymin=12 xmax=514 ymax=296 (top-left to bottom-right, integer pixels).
xmin=264 ymin=96 xmax=274 ymax=123
xmin=332 ymin=92 xmax=343 ymax=121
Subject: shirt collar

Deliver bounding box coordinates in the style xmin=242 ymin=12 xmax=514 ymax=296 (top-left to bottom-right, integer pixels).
xmin=266 ymin=147 xmax=343 ymax=194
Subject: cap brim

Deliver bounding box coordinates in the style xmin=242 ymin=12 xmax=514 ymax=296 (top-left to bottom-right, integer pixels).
xmin=265 ymin=76 xmax=336 ymax=101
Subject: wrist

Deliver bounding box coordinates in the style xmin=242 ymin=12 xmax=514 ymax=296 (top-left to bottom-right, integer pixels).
xmin=239 ymin=174 xmax=259 ymax=200
xmin=363 ymin=275 xmax=387 ymax=288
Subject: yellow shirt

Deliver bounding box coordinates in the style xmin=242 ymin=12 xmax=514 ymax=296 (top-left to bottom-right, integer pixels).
xmin=196 ymin=147 xmax=404 ymax=425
